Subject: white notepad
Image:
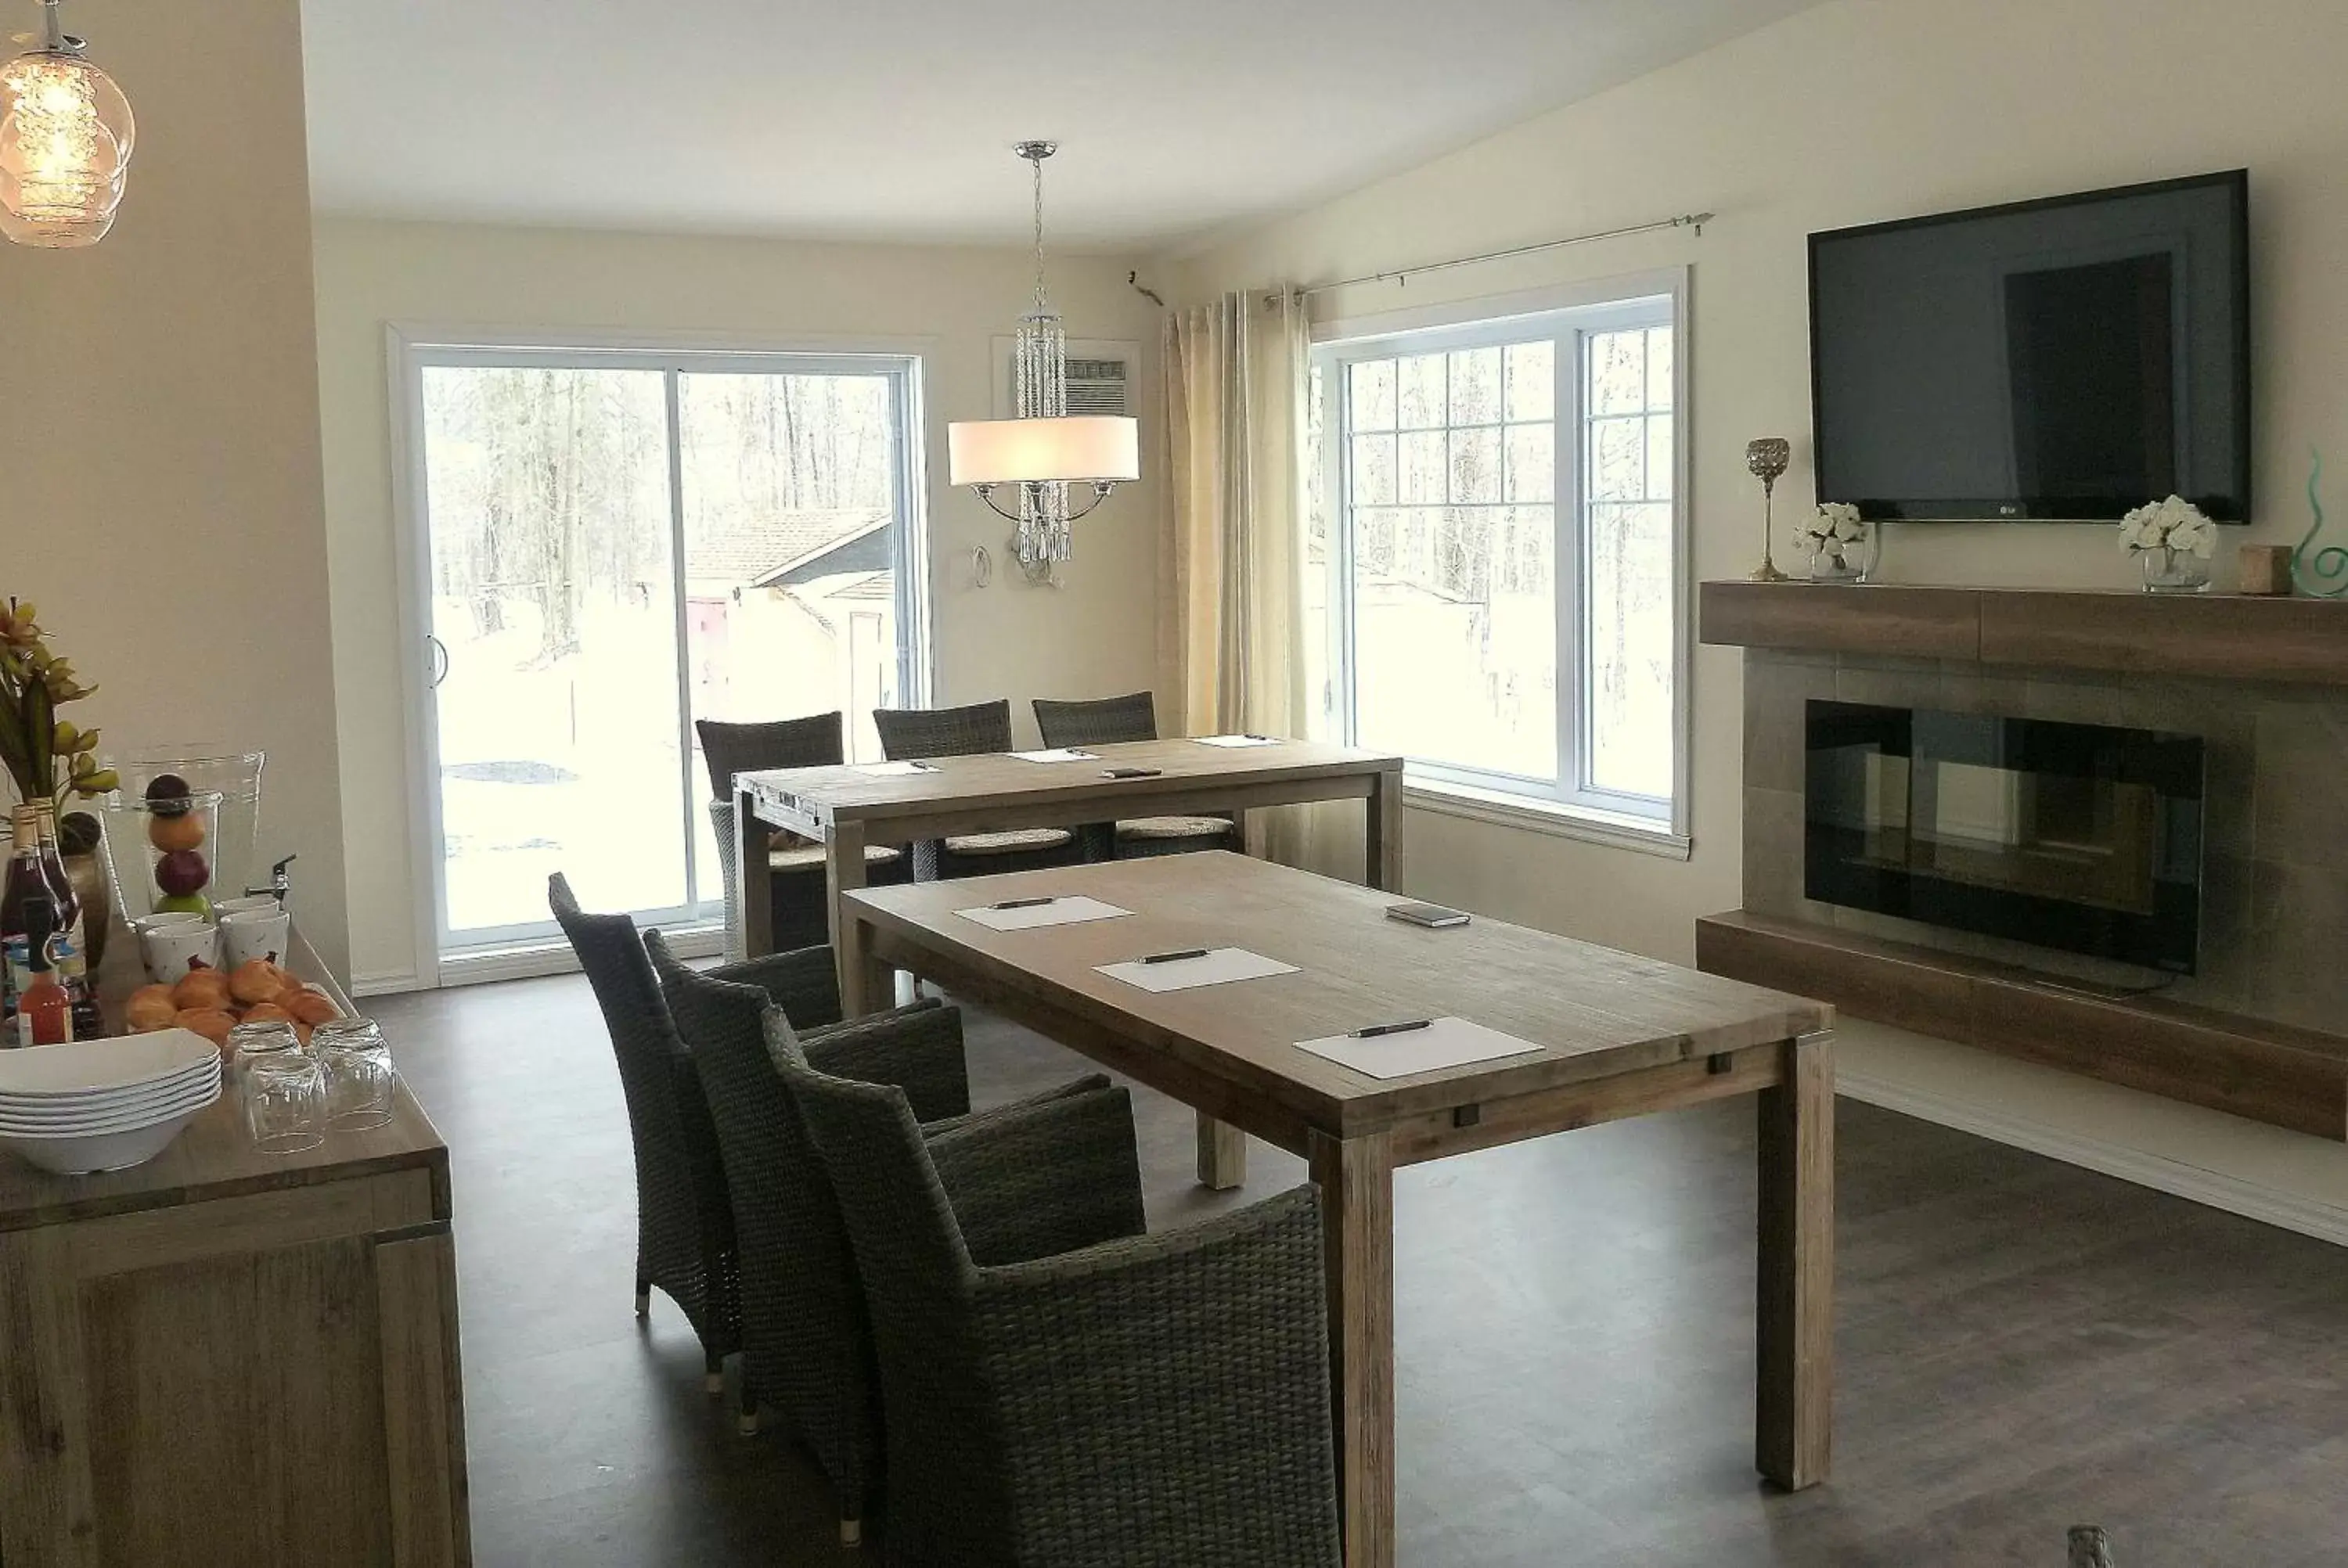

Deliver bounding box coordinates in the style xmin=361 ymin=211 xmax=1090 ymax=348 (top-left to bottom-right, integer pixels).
xmin=1094 ymin=948 xmax=1300 ymax=993
xmin=1007 ymin=748 xmax=1097 ymax=763
xmin=1295 ymin=1016 xmax=1545 ymax=1081
xmin=1191 ymin=734 xmax=1282 ymax=748
xmin=954 ymin=896 xmax=1133 ymax=932
xmin=853 ymin=760 xmax=937 ymax=776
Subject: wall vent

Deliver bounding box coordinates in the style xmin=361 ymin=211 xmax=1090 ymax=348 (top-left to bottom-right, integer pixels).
xmin=993 ymin=337 xmax=1138 ymax=419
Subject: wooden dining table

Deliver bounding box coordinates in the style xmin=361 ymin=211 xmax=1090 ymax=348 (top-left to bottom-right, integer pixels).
xmin=733 ymin=735 xmax=1403 ymax=997
xmin=841 ymin=851 xmax=1838 ymax=1568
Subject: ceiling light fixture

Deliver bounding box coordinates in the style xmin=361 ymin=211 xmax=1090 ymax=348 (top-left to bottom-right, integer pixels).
xmin=0 ymin=0 xmax=134 ymax=248
xmin=947 ymin=141 xmax=1140 ymax=568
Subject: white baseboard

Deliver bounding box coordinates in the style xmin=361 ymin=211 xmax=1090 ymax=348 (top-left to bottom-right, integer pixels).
xmin=351 ymin=969 xmax=421 ymax=998
xmin=1838 ymin=1063 xmax=2348 ymax=1248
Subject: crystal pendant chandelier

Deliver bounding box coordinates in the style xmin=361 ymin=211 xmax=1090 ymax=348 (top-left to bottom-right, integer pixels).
xmin=0 ymin=0 xmax=135 ymax=249
xmin=947 ymin=142 xmax=1140 ymax=567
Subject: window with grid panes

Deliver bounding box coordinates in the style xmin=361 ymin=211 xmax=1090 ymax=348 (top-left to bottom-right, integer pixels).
xmin=1309 ymin=288 xmax=1683 ymax=826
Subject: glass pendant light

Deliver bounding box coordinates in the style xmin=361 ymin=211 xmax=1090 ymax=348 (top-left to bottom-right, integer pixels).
xmin=0 ymin=0 xmax=134 ymax=249
xmin=947 ymin=142 xmax=1140 ymax=567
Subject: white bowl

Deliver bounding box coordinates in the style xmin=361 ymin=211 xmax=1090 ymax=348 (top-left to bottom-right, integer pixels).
xmin=0 ymin=1100 xmax=212 ymax=1175
xmin=0 ymin=1030 xmax=218 ymax=1096
xmin=0 ymin=1076 xmax=221 ymax=1132
xmin=0 ymin=1055 xmax=219 ymax=1105
xmin=0 ymin=1069 xmax=220 ymax=1121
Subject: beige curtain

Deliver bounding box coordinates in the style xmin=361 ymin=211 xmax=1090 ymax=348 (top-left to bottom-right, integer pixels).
xmin=1161 ymin=289 xmax=1332 ymax=865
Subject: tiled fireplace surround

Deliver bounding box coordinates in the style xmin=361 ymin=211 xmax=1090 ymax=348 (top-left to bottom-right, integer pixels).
xmin=1741 ymin=648 xmax=2348 ymax=1034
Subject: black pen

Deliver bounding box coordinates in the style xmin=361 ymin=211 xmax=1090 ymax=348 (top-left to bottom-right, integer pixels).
xmin=1349 ymin=1020 xmax=1433 ymax=1039
xmin=1139 ymin=948 xmax=1211 ymax=965
xmin=1101 ymin=767 xmax=1162 ymax=779
xmin=989 ymin=896 xmax=1057 ymax=910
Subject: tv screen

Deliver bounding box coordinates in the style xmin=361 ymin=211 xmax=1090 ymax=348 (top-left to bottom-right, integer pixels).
xmin=1810 ymin=171 xmax=2250 ymax=522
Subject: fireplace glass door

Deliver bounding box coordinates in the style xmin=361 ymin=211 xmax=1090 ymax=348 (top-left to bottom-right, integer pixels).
xmin=1805 ymin=701 xmax=2205 ymax=973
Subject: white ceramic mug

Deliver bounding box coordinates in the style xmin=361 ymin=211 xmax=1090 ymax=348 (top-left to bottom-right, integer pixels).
xmin=211 ymin=894 xmax=279 ymax=919
xmin=221 ymin=908 xmax=292 ymax=969
xmin=140 ymin=919 xmax=221 ymax=984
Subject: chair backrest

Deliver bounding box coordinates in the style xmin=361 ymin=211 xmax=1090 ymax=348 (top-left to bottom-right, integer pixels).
xmin=646 ymin=931 xmax=885 ymax=1502
xmin=549 ymin=872 xmax=690 ymax=1139
xmin=1032 ymin=691 xmax=1159 ymax=750
xmin=696 ymin=712 xmax=844 ymax=800
xmin=776 ymin=1046 xmax=1003 ymax=1555
xmin=872 ymin=699 xmax=1013 ymax=761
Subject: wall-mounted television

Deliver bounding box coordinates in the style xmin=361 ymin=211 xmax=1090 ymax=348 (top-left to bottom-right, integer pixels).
xmin=1809 ymin=170 xmax=2250 ymax=523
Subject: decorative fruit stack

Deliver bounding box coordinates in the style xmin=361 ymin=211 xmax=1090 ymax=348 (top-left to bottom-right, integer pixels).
xmin=143 ymin=772 xmax=217 ymax=918
xmin=124 ymin=957 xmax=342 ymax=1054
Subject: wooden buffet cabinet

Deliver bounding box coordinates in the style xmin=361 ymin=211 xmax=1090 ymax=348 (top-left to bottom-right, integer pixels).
xmin=0 ymin=945 xmax=470 ymax=1566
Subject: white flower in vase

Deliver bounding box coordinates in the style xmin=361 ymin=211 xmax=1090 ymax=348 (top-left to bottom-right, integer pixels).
xmin=1796 ymin=502 xmax=1867 ymax=552
xmin=2119 ymin=494 xmax=2214 ymax=556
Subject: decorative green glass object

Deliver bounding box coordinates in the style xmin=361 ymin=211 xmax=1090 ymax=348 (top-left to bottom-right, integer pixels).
xmin=2292 ymin=448 xmax=2348 ymax=597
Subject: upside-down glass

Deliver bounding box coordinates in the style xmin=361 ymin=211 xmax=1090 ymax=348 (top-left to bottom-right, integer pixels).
xmin=313 ymin=1016 xmax=395 ymax=1132
xmin=243 ymin=1047 xmax=324 ymax=1153
xmin=228 ymin=1018 xmax=301 ymax=1084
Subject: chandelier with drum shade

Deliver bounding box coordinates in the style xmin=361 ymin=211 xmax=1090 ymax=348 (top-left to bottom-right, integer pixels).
xmin=946 ymin=142 xmax=1140 ymax=568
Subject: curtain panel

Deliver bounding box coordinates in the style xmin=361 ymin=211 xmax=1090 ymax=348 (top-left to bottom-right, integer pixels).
xmin=1161 ymin=290 xmax=1340 ymax=866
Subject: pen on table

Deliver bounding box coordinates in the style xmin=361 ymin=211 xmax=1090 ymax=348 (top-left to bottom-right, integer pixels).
xmin=989 ymin=896 xmax=1057 ymax=910
xmin=1348 ymin=1020 xmax=1433 ymax=1039
xmin=1139 ymin=948 xmax=1211 ymax=965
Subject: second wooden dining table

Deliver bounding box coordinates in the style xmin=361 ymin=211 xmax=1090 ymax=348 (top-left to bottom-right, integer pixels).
xmin=732 ymin=733 xmax=1405 ymax=997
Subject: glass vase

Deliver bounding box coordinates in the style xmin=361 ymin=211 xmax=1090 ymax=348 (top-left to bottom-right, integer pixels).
xmin=2138 ymin=545 xmax=2211 ymax=594
xmin=1807 ymin=543 xmax=1865 ymax=582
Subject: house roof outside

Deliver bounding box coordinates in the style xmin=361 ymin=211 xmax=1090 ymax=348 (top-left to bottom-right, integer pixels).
xmin=685 ymin=508 xmax=891 ymax=587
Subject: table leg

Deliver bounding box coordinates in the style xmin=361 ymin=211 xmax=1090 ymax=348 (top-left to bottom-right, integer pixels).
xmin=826 ymin=819 xmax=884 ymax=1018
xmin=1309 ymin=1127 xmax=1396 ymax=1568
xmin=1365 ymin=767 xmax=1403 ymax=891
xmin=734 ymin=786 xmax=774 ymax=960
xmin=1194 ymin=1113 xmax=1247 ymax=1190
xmin=1756 ymin=1031 xmax=1834 ymax=1490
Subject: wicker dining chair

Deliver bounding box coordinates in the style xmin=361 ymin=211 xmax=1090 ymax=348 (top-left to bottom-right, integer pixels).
xmin=1032 ymin=690 xmax=1241 ymax=861
xmin=648 ymin=937 xmax=1125 ymax=1548
xmin=548 ymin=872 xmax=744 ymax=1392
xmin=698 ymin=713 xmax=908 ymax=962
xmin=870 ymin=699 xmax=1083 ymax=880
xmin=784 ymin=1052 xmax=1343 ymax=1568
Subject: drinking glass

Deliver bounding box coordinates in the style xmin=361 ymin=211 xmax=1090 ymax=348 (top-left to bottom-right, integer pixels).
xmin=314 ymin=1016 xmax=395 ymax=1132
xmin=243 ymin=1048 xmax=324 ymax=1153
xmin=228 ymin=1018 xmax=301 ymax=1089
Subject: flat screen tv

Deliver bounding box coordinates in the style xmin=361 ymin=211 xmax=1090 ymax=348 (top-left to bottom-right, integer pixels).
xmin=1810 ymin=170 xmax=2250 ymax=523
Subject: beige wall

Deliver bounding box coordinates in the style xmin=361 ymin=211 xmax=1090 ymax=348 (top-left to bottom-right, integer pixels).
xmin=312 ymin=219 xmax=1165 ymax=987
xmin=1165 ymin=0 xmax=2348 ymax=966
xmin=0 ymin=0 xmax=349 ymax=977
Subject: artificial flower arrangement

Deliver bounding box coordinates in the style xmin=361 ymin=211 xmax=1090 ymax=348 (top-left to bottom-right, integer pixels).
xmin=1795 ymin=502 xmax=1867 ymax=556
xmin=2118 ymin=494 xmax=2217 ymax=560
xmin=1794 ymin=502 xmax=1870 ymax=579
xmin=0 ymin=598 xmax=120 ymax=821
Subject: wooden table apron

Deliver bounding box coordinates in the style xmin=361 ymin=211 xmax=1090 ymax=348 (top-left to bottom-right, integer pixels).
xmin=731 ymin=736 xmax=1406 ymax=1011
xmin=840 ymin=854 xmax=1837 ymax=1568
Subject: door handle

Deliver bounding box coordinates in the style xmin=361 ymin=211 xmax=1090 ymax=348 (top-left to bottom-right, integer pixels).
xmin=426 ymin=634 xmax=449 ymax=689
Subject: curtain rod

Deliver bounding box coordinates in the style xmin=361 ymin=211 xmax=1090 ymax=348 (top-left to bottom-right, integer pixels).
xmin=1277 ymin=211 xmax=1712 ymax=304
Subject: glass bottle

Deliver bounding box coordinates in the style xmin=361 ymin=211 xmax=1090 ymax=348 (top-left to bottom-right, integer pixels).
xmin=16 ymin=897 xmax=71 ymax=1046
xmin=1 ymin=806 xmax=47 ymax=1029
xmin=30 ymin=802 xmax=84 ymax=954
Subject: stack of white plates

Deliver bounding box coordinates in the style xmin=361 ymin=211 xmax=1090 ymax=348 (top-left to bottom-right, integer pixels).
xmin=0 ymin=1028 xmax=222 ymax=1175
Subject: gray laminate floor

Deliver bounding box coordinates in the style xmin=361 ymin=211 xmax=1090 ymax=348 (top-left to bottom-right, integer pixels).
xmin=370 ymin=973 xmax=2348 ymax=1566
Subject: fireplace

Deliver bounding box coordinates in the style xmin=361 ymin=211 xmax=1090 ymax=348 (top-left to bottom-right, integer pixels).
xmin=1805 ymin=700 xmax=2206 ymax=973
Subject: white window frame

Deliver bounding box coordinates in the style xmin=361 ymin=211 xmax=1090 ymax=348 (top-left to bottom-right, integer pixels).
xmin=1311 ymin=269 xmax=1693 ymax=854
xmin=385 ymin=325 xmax=936 ymax=978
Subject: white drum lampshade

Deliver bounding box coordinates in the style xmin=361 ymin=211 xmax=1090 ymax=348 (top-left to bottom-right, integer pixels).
xmin=947 ymin=415 xmax=1140 ymax=487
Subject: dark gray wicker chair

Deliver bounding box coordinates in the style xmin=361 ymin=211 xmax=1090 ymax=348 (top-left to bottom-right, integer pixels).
xmin=870 ymin=699 xmax=1082 ymax=881
xmin=784 ymin=1052 xmax=1343 ymax=1567
xmin=1032 ymin=691 xmax=1241 ymax=861
xmin=548 ymin=872 xmax=744 ymax=1392
xmin=647 ymin=933 xmax=1125 ymax=1548
xmin=697 ymin=713 xmax=908 ymax=960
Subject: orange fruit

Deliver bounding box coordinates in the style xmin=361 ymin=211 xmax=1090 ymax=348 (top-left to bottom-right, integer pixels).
xmin=146 ymin=811 xmax=207 ymax=853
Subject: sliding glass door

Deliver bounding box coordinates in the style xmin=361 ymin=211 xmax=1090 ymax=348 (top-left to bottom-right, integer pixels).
xmin=405 ymin=343 xmax=927 ymax=961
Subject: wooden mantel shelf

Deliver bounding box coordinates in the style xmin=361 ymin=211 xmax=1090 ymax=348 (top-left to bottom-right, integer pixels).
xmin=1696 ymin=910 xmax=2348 ymax=1140
xmin=1700 ymin=580 xmax=2348 ymax=686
